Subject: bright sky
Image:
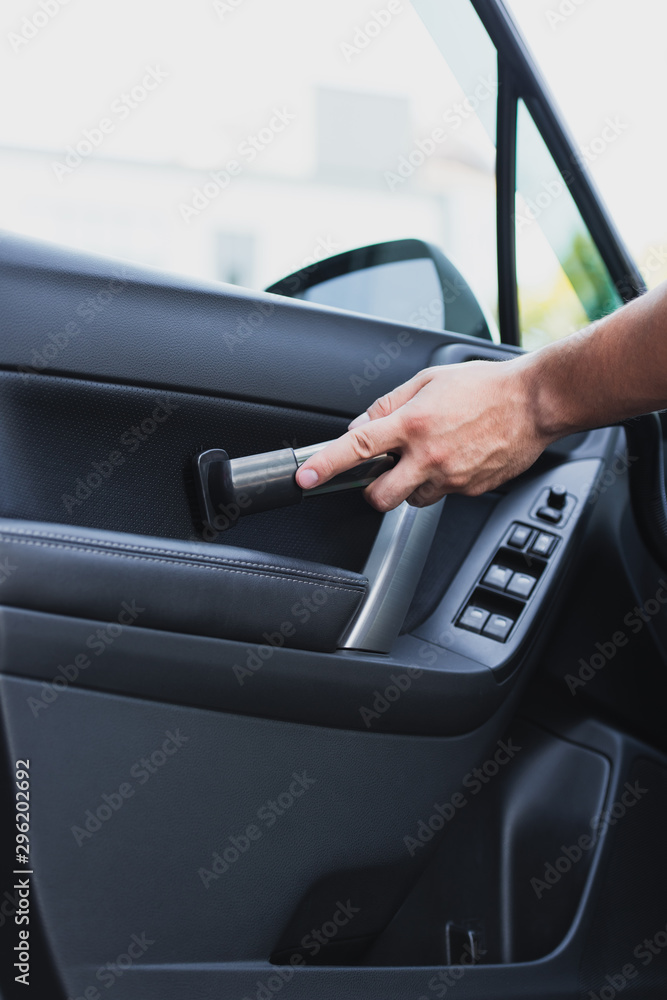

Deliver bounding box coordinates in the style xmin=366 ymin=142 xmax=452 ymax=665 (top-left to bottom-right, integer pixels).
xmin=506 ymin=0 xmax=667 ymax=269
xmin=1 ymin=0 xmax=665 ymax=279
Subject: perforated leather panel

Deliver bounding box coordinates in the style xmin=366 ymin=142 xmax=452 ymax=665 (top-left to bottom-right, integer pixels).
xmin=0 ymin=370 xmax=382 ymax=572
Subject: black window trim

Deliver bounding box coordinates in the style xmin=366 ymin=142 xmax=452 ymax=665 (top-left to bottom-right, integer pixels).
xmin=471 ymin=0 xmax=645 ymax=345
xmin=496 ymin=56 xmax=520 ymax=346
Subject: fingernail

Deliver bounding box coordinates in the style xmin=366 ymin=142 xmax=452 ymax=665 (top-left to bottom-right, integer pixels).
xmin=297 ymin=467 xmax=319 ymax=489
xmin=348 ymin=411 xmax=370 ymax=430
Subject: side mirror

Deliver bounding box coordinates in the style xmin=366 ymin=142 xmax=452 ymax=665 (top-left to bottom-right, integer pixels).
xmin=266 ymin=238 xmax=492 ymax=340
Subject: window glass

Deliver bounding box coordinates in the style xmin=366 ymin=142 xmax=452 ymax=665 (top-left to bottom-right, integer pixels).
xmin=505 ymin=0 xmax=667 ymax=291
xmin=515 ymin=100 xmax=622 ymax=350
xmin=300 ymin=258 xmax=445 ymax=331
xmin=0 ymin=0 xmax=498 ymax=332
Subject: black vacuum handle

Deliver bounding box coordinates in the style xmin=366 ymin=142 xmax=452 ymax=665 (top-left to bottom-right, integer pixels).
xmin=194 ymin=440 xmax=397 ymax=531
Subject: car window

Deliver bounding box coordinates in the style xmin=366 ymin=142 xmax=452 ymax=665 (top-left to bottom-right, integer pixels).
xmin=0 ymin=0 xmax=498 ymax=333
xmin=505 ymin=0 xmax=667 ymax=293
xmin=515 ymin=100 xmax=622 ymax=350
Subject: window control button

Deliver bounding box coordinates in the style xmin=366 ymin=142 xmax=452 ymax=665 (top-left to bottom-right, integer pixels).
xmin=483 ymin=614 xmax=514 ymax=641
xmin=531 ymin=531 xmax=556 ymax=557
xmin=537 ymin=506 xmax=562 ymax=524
xmin=458 ymin=605 xmax=490 ymax=633
xmin=507 ymin=572 xmax=536 ymax=598
xmin=508 ymin=524 xmax=533 ymax=549
xmin=482 ymin=564 xmax=513 ymax=590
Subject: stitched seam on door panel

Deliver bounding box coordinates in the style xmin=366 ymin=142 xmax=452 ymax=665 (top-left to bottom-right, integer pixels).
xmin=0 ymin=527 xmax=358 ymax=584
xmin=0 ymin=535 xmax=367 ymax=593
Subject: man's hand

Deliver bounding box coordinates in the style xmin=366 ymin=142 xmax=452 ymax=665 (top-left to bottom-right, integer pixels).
xmin=295 ymin=359 xmax=554 ymax=511
xmin=297 ymin=283 xmax=667 ymax=511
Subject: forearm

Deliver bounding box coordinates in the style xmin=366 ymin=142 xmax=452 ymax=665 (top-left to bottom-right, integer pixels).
xmin=519 ymin=282 xmax=667 ymax=441
xmin=296 ymin=281 xmax=667 ymax=510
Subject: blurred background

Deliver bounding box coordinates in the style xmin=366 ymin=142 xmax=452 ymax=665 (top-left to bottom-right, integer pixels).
xmin=1 ymin=0 xmax=665 ymax=349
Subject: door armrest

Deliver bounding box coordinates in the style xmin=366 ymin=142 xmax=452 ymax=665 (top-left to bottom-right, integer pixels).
xmin=0 ymin=520 xmax=367 ymax=652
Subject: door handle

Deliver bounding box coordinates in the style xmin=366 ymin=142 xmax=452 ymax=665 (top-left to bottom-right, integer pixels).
xmin=194 ymin=441 xmax=397 ymax=531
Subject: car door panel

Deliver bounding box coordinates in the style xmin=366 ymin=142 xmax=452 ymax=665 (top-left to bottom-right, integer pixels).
xmin=1 ymin=214 xmax=667 ymax=1000
xmin=0 ymin=368 xmax=384 ymax=570
xmin=2 ymin=0 xmax=667 ymax=993
xmin=0 ymin=231 xmax=524 ymax=999
xmin=0 ymin=231 xmax=444 ymax=414
xmin=0 ymin=675 xmax=520 ymax=992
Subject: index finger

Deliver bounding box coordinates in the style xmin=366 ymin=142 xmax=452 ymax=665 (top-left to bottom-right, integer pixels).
xmin=296 ymin=414 xmax=403 ymax=489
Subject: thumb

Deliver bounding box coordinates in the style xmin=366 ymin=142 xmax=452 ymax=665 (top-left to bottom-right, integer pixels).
xmin=348 ymin=368 xmax=432 ymax=429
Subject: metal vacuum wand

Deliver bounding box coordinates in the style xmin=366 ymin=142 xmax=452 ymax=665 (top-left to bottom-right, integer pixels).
xmin=194 ymin=440 xmax=397 ymax=531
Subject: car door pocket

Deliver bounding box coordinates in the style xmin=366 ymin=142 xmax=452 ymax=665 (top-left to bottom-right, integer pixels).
xmin=0 ymin=518 xmax=368 ymax=653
